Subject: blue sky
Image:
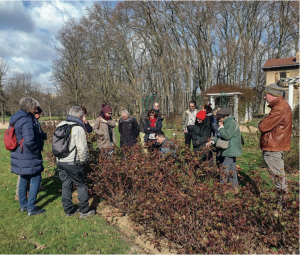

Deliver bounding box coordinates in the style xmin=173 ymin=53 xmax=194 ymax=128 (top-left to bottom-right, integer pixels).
xmin=0 ymin=0 xmax=118 ymax=87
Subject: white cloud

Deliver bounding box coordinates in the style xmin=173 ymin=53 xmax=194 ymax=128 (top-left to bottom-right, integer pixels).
xmin=30 ymin=0 xmax=91 ymax=34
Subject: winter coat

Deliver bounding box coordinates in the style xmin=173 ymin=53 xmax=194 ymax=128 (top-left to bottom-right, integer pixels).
xmin=143 ymin=116 xmax=163 ymax=142
xmin=139 ymin=109 xmax=160 ymax=133
xmin=258 ymin=96 xmax=292 ymax=152
xmin=212 ymin=116 xmax=242 ymax=157
xmin=207 ymin=113 xmax=214 ymax=134
xmin=181 ymin=109 xmax=200 ymax=131
xmin=187 ymin=116 xmax=211 ymax=151
xmin=84 ymin=122 xmax=93 ymax=133
xmin=34 ymin=117 xmax=47 ymax=151
xmin=9 ymin=110 xmax=44 ymax=175
xmin=93 ymin=116 xmax=117 ymax=148
xmin=119 ymin=117 xmax=140 ymax=148
xmin=56 ymin=120 xmax=89 ymax=163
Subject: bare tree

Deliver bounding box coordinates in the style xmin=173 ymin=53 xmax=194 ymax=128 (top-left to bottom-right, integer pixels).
xmin=0 ymin=58 xmax=9 ymax=124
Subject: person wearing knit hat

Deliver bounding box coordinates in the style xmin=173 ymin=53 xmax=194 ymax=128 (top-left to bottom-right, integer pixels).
xmin=258 ymin=83 xmax=292 ymax=206
xmin=264 ymin=83 xmax=284 ymax=97
xmin=187 ymin=110 xmax=212 ymax=162
xmin=196 ymin=110 xmax=207 ymax=121
xmin=93 ymin=104 xmax=117 ymax=149
xmin=205 ymin=108 xmax=242 ymax=193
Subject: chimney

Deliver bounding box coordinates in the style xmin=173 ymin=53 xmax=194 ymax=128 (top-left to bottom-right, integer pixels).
xmin=296 ymin=51 xmax=300 ymax=62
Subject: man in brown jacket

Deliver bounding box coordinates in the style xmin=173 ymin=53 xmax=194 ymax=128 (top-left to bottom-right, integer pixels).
xmin=258 ymin=82 xmax=292 ymax=206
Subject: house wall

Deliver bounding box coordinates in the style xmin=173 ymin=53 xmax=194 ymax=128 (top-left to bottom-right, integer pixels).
xmin=265 ymin=67 xmax=299 ymax=109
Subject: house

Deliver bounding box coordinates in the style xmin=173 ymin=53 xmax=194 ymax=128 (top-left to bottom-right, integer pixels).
xmin=262 ymin=52 xmax=300 ymax=112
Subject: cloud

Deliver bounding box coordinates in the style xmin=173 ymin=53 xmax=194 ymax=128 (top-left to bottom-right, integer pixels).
xmin=0 ymin=0 xmax=96 ymax=89
xmin=30 ymin=0 xmax=91 ymax=34
xmin=0 ymin=1 xmax=36 ymax=32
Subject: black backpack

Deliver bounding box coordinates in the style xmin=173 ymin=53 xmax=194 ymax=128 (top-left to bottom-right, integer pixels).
xmin=52 ymin=124 xmax=79 ymax=159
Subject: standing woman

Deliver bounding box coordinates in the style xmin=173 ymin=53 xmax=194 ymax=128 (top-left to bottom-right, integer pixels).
xmin=10 ymin=98 xmax=45 ymax=215
xmin=204 ymin=104 xmax=214 ymax=136
xmin=144 ymin=109 xmax=163 ymax=148
xmin=206 ymin=109 xmax=242 ymax=192
xmin=93 ymin=104 xmax=117 ymax=149
xmin=187 ymin=111 xmax=212 ymax=161
xmin=79 ymin=106 xmax=92 ymax=133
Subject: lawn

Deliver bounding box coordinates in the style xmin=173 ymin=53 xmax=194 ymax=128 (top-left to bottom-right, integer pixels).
xmin=0 ymin=130 xmax=134 ymax=254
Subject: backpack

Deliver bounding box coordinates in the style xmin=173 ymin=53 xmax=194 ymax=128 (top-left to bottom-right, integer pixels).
xmin=4 ymin=123 xmax=24 ymax=153
xmin=52 ymin=124 xmax=79 ymax=159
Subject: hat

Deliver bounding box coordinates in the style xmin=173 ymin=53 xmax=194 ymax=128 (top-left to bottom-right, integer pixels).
xmin=196 ymin=110 xmax=207 ymax=120
xmin=264 ymin=83 xmax=284 ymax=97
xmin=101 ymin=104 xmax=112 ymax=114
xmin=215 ymin=109 xmax=231 ymax=120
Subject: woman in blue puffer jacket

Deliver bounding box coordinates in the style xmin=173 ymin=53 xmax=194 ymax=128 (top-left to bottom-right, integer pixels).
xmin=9 ymin=97 xmax=45 ymax=216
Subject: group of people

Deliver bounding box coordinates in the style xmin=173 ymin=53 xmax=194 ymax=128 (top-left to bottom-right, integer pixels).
xmin=8 ymin=81 xmax=292 ymax=216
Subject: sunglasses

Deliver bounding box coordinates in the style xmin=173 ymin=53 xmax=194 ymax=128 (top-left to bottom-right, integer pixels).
xmin=107 ymin=112 xmax=112 ymax=115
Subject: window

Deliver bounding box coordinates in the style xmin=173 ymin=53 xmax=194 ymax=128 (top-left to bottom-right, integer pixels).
xmin=280 ymin=72 xmax=286 ymax=79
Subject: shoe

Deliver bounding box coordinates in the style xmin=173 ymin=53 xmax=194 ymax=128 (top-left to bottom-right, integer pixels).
xmin=27 ymin=208 xmax=45 ymax=216
xmin=20 ymin=207 xmax=27 ymax=212
xmin=80 ymin=209 xmax=95 ymax=218
xmin=39 ymin=184 xmax=46 ymax=191
xmin=66 ymin=208 xmax=80 ymax=217
xmin=15 ymin=195 xmax=19 ymax=201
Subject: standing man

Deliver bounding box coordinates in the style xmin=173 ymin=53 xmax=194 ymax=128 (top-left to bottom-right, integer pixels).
xmin=139 ymin=102 xmax=160 ymax=147
xmin=56 ymin=106 xmax=95 ymax=217
xmin=182 ymin=100 xmax=199 ymax=148
xmin=258 ymin=83 xmax=292 ymax=206
xmin=119 ymin=109 xmax=140 ymax=148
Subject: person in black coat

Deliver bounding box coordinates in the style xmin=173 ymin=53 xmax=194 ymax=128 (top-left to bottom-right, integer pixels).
xmin=80 ymin=106 xmax=92 ymax=133
xmin=119 ymin=109 xmax=140 ymax=148
xmin=143 ymin=109 xmax=163 ymax=143
xmin=139 ymin=102 xmax=160 ymax=146
xmin=187 ymin=110 xmax=212 ymax=161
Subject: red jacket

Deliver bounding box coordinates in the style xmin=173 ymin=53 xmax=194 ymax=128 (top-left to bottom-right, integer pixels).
xmin=258 ymin=96 xmax=292 ymax=151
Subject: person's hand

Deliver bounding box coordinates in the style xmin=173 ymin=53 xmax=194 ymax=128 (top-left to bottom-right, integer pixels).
xmin=147 ymin=128 xmax=150 ymax=130
xmin=219 ymin=121 xmax=224 ymax=127
xmin=83 ymin=115 xmax=88 ymax=124
xmin=205 ymin=141 xmax=211 ymax=148
xmin=183 ymin=129 xmax=187 ymax=133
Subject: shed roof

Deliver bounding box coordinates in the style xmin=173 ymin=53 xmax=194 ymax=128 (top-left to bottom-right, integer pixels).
xmin=206 ymin=92 xmax=243 ymax=96
xmin=262 ymin=57 xmax=299 ymax=69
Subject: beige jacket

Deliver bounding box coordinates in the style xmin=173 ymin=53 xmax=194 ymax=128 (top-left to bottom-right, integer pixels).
xmin=56 ymin=121 xmax=88 ymax=163
xmin=93 ymin=117 xmax=117 ymax=148
xmin=181 ymin=109 xmax=200 ymax=131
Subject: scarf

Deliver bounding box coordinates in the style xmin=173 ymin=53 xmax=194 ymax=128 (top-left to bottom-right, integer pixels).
xmin=149 ymin=118 xmax=157 ymax=127
xmin=100 ymin=111 xmax=111 ymax=121
xmin=66 ymin=115 xmax=85 ymax=129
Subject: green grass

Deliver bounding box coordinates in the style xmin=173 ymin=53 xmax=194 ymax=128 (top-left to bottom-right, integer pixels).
xmin=0 ymin=130 xmax=132 ymax=254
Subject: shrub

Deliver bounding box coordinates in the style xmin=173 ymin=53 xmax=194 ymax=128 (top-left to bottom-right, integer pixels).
xmin=85 ymin=137 xmax=299 ymax=254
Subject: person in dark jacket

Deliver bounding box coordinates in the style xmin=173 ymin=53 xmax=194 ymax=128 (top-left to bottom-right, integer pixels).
xmin=155 ymin=131 xmax=174 ymax=155
xmin=80 ymin=106 xmax=92 ymax=133
xmin=204 ymin=104 xmax=214 ymax=135
xmin=139 ymin=102 xmax=160 ymax=146
xmin=119 ymin=109 xmax=139 ymax=148
xmin=187 ymin=110 xmax=212 ymax=161
xmin=144 ymin=109 xmax=163 ymax=143
xmin=10 ymin=97 xmax=45 ymax=216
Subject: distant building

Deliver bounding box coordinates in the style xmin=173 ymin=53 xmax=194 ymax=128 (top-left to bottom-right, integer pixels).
xmin=262 ymin=52 xmax=300 ymax=113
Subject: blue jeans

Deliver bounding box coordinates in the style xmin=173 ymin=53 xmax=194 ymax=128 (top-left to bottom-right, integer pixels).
xmin=19 ymin=172 xmax=41 ymax=211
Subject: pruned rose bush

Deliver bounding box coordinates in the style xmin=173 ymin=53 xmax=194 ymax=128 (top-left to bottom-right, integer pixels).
xmin=85 ymin=136 xmax=299 ymax=254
